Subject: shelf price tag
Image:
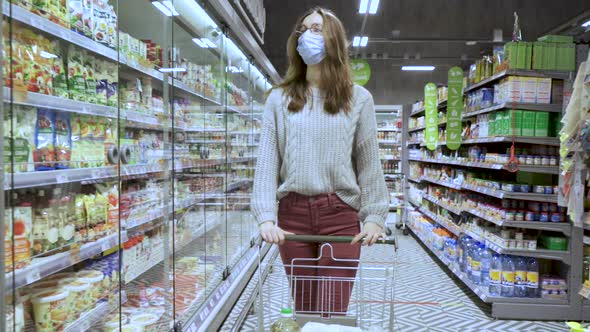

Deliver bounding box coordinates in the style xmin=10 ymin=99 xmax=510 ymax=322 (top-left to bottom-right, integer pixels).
xmin=446 ymin=67 xmax=464 ymax=150
xmin=424 ymin=83 xmax=438 ymax=151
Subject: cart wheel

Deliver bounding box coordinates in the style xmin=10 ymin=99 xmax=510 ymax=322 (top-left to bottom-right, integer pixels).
xmin=402 ymin=228 xmax=409 ymax=236
xmin=395 ymin=223 xmax=402 ymax=230
xmin=385 ymin=227 xmax=392 ymax=236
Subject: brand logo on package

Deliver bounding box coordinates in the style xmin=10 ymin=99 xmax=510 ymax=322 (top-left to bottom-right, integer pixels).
xmin=424 ymin=83 xmax=438 ymax=151
xmin=446 ymin=67 xmax=464 ymax=150
xmin=350 ymin=59 xmax=371 ymax=86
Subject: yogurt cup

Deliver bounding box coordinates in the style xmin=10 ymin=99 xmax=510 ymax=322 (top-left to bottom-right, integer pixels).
xmin=32 ymin=289 xmax=70 ymax=332
xmin=77 ymin=270 xmax=105 ymax=301
xmin=61 ymin=280 xmax=92 ymax=318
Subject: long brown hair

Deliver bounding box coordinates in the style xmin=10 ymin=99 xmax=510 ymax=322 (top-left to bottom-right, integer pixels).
xmin=277 ymin=7 xmax=353 ymax=114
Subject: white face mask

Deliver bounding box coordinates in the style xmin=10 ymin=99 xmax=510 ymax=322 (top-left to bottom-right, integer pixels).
xmin=297 ymin=30 xmax=326 ymax=65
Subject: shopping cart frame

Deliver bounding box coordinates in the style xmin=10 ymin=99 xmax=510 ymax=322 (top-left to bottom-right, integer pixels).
xmin=385 ymin=172 xmax=409 ymax=236
xmin=256 ymin=234 xmax=397 ymax=331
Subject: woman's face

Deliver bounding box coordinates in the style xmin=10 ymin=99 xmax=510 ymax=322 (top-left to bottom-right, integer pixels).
xmin=300 ymin=12 xmax=323 ymax=35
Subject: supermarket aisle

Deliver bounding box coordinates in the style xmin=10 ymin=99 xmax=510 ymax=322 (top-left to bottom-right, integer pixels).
xmin=231 ymin=234 xmax=567 ymax=332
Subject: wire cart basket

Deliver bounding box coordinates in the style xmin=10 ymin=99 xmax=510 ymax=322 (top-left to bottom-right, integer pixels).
xmin=257 ymin=234 xmax=397 ymax=331
xmin=385 ymin=173 xmax=409 ymax=236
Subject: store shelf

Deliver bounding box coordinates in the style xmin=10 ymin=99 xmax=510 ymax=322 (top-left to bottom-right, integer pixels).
xmin=409 ymin=100 xmax=448 ymax=117
xmin=5 ymin=232 xmax=125 ymax=291
xmin=229 ymin=131 xmax=261 ymax=135
xmin=429 ymin=136 xmax=560 ymax=147
xmin=381 ymin=156 xmax=400 ymax=161
xmin=421 ymin=193 xmax=462 ymax=215
xmin=421 ymin=176 xmax=462 ymax=190
xmin=408 ymin=121 xmax=447 ymax=133
xmin=461 ymin=183 xmax=558 ymax=203
xmin=187 ymin=140 xmax=226 ymax=144
xmin=408 ymin=176 xmax=423 ymax=184
xmin=463 ymin=102 xmax=562 ymax=118
xmin=409 ymin=158 xmax=559 ymax=175
xmin=410 ymin=200 xmax=461 ymax=237
xmin=465 ymin=69 xmax=572 ymax=93
xmin=378 ymin=140 xmax=399 ymax=145
xmin=185 ymin=127 xmax=226 ymax=133
xmin=377 ymin=127 xmax=400 ymax=132
xmin=485 ymin=241 xmax=570 ymax=264
xmin=63 ymin=291 xmax=127 ymax=332
xmin=465 ymin=208 xmax=571 ymax=236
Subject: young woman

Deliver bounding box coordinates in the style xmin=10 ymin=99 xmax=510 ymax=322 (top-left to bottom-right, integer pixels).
xmin=252 ymin=7 xmax=389 ymax=314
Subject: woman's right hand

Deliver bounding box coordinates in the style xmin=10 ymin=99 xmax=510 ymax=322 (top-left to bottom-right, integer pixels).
xmin=259 ymin=221 xmax=293 ymax=245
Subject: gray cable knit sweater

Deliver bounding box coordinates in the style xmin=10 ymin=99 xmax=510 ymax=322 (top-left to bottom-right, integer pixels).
xmin=251 ymin=84 xmax=389 ymax=228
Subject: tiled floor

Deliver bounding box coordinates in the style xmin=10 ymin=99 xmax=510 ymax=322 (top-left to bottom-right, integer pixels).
xmin=222 ymin=233 xmax=569 ymax=332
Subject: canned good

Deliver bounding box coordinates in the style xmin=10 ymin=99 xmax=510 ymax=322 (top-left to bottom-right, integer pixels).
xmin=518 ymin=155 xmax=526 ymax=164
xmin=525 ymin=211 xmax=537 ymax=221
xmin=506 ymin=211 xmax=516 ymax=221
xmin=541 ymin=156 xmax=550 ymax=166
xmin=553 ymin=186 xmax=559 ymax=194
xmin=549 ymin=156 xmax=557 ymax=166
xmin=539 ymin=212 xmax=549 ymax=222
xmin=520 ymin=184 xmax=530 ymax=193
xmin=528 ymin=202 xmax=541 ymax=212
xmin=533 ymin=185 xmax=545 ymax=194
xmin=544 ymin=186 xmax=553 ymax=195
xmin=550 ymin=213 xmax=562 ymax=223
xmin=534 ymin=156 xmax=542 ymax=165
xmin=513 ymin=184 xmax=521 ymax=192
xmin=503 ymin=183 xmax=515 ymax=192
xmin=515 ymin=211 xmax=524 ymax=221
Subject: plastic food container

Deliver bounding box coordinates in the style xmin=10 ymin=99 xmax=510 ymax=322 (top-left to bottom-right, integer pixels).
xmin=517 ymin=155 xmax=526 ymax=164
xmin=130 ymin=313 xmax=160 ymax=332
xmin=526 ymin=155 xmax=534 ymax=165
xmin=32 ymin=289 xmax=70 ymax=332
xmin=113 ymin=324 xmax=143 ymax=332
xmin=61 ymin=280 xmax=92 ymax=318
xmin=534 ymin=156 xmax=542 ymax=165
xmin=533 ymin=185 xmax=545 ymax=194
xmin=102 ymin=313 xmax=129 ymax=332
xmin=520 ymin=184 xmax=530 ymax=193
xmin=514 ymin=211 xmax=524 ymax=221
xmin=550 ymin=213 xmax=562 ymax=223
xmin=77 ymin=270 xmax=105 ymax=301
xmin=549 ymin=156 xmax=557 ymax=166
xmin=525 ymin=211 xmax=537 ymax=221
xmin=505 ymin=211 xmax=516 ymax=221
xmin=539 ymin=212 xmax=549 ymax=222
xmin=541 ymin=156 xmax=549 ymax=166
xmin=544 ymin=186 xmax=553 ymax=195
xmin=503 ymin=183 xmax=515 ymax=192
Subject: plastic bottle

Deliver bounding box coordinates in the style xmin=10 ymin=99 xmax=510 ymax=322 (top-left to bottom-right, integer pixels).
xmin=470 ymin=241 xmax=482 ymax=285
xmin=480 ymin=245 xmax=491 ymax=286
xmin=463 ymin=237 xmax=474 ymax=277
xmin=271 ymin=308 xmax=301 ymax=332
xmin=489 ymin=253 xmax=502 ymax=296
xmin=501 ymin=255 xmax=515 ymax=297
xmin=458 ymin=235 xmax=465 ymax=269
xmin=526 ymin=258 xmax=539 ymax=298
xmin=514 ymin=256 xmax=528 ymax=297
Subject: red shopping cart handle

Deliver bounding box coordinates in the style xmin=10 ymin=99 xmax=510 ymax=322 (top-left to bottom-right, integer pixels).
xmin=284 ymin=234 xmax=396 ymax=245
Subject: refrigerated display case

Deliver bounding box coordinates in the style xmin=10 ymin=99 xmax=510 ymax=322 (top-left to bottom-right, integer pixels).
xmin=1 ymin=0 xmax=271 ymax=331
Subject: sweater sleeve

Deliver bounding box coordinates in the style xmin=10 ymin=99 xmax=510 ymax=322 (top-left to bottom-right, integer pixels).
xmin=251 ymin=90 xmax=281 ymax=225
xmin=353 ymin=94 xmax=390 ymax=229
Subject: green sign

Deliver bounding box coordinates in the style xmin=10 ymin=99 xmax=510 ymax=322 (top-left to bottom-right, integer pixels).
xmin=424 ymin=83 xmax=438 ymax=151
xmin=350 ymin=59 xmax=371 ymax=86
xmin=446 ymin=67 xmax=464 ymax=150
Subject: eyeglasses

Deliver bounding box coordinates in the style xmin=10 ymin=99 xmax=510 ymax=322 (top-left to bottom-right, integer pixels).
xmin=296 ymin=24 xmax=323 ymax=35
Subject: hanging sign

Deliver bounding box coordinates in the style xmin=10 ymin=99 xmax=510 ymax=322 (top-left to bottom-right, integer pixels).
xmin=350 ymin=59 xmax=371 ymax=86
xmin=424 ymin=83 xmax=438 ymax=151
xmin=446 ymin=67 xmax=464 ymax=150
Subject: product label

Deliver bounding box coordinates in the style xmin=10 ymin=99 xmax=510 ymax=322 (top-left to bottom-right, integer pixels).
xmin=502 ymin=271 xmax=515 ymax=286
xmin=515 ymin=270 xmax=527 ymax=285
xmin=490 ymin=269 xmax=501 ymax=284
xmin=527 ymin=271 xmax=539 ymax=288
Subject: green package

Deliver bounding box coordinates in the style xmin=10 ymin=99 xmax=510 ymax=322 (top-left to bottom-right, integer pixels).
xmin=489 ymin=113 xmax=496 ymax=136
xmin=504 ymin=42 xmax=518 ymax=69
xmin=522 ymin=111 xmax=536 ymax=136
xmin=84 ymin=54 xmax=97 ymax=104
xmin=67 ymin=45 xmax=86 ymax=102
xmin=506 ymin=110 xmax=523 ymax=136
xmin=538 ymin=35 xmax=574 ymax=44
xmin=534 ymin=112 xmax=549 ymax=137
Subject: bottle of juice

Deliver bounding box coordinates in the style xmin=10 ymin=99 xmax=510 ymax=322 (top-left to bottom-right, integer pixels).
xmin=271 ymin=308 xmax=301 ymax=332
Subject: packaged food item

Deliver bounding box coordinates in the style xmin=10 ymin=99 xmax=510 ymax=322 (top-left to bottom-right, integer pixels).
xmin=95 ymin=60 xmax=108 ymax=105
xmin=23 ymin=30 xmax=54 ymax=95
xmin=13 ymin=201 xmax=33 ymax=267
xmin=67 ymin=45 xmax=86 ymax=101
xmin=48 ymin=0 xmax=69 ymax=27
xmin=50 ymin=41 xmax=69 ymax=99
xmin=92 ymin=0 xmax=109 ymax=45
xmin=4 ymin=106 xmax=36 ymax=173
xmin=76 ymin=270 xmax=104 ymax=301
xmin=83 ymin=194 xmax=98 ymax=240
xmin=34 ymin=109 xmax=56 ymax=170
xmin=94 ymin=190 xmax=108 ymax=237
xmin=32 ymin=288 xmax=70 ymax=332
xmin=59 ymin=279 xmax=92 ymax=318
xmin=113 ymin=324 xmax=143 ymax=332
xmin=106 ymin=61 xmax=118 ymax=107
xmin=129 ymin=313 xmax=159 ymax=332
xmin=69 ymin=0 xmax=84 ymax=34
xmin=107 ymin=5 xmax=117 ymax=49
xmin=82 ymin=0 xmax=93 ymax=38
xmin=54 ymin=112 xmax=72 ymax=169
xmin=83 ymin=53 xmax=97 ymax=104
xmin=102 ymin=313 xmax=128 ymax=332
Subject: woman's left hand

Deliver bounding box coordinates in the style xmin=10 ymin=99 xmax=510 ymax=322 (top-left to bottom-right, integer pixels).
xmin=352 ymin=222 xmax=384 ymax=246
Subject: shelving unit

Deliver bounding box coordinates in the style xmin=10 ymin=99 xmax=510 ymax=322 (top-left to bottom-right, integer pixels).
xmin=404 ymin=65 xmax=582 ymax=319
xmin=1 ymin=0 xmax=274 ymax=331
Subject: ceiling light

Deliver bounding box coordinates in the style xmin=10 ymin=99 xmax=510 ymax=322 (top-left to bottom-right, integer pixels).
xmin=368 ymin=0 xmax=380 ymax=14
xmin=202 ymin=38 xmax=217 ymax=48
xmin=359 ymin=0 xmax=369 ymax=14
xmin=152 ymin=1 xmax=179 ymax=16
xmin=583 ymin=20 xmax=590 ymax=27
xmin=401 ymin=66 xmax=435 ymax=71
xmin=159 ymin=67 xmax=187 ymax=73
xmin=352 ymin=36 xmax=361 ymax=47
xmin=360 ymin=36 xmax=369 ymax=47
xmin=465 ymin=41 xmax=477 ymax=46
xmin=192 ymin=38 xmax=208 ymax=48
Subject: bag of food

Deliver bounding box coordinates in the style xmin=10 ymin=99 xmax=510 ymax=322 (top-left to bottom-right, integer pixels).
xmin=51 ymin=41 xmax=69 ymax=99
xmin=4 ymin=106 xmax=36 ymax=173
xmin=92 ymin=0 xmax=109 ymax=45
xmin=67 ymin=45 xmax=86 ymax=101
xmin=34 ymin=109 xmax=56 ymax=170
xmin=69 ymin=0 xmax=84 ymax=34
xmin=74 ymin=194 xmax=88 ymax=242
xmin=54 ymin=112 xmax=72 ymax=169
xmin=83 ymin=53 xmax=97 ymax=104
xmin=82 ymin=0 xmax=93 ymax=38
xmin=95 ymin=60 xmax=108 ymax=105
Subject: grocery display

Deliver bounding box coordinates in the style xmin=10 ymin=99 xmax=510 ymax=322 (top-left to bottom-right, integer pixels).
xmin=402 ymin=32 xmax=587 ymax=320
xmin=2 ymin=0 xmax=271 ymax=331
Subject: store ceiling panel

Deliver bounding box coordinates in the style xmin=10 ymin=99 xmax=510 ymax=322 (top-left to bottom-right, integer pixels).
xmin=262 ymin=0 xmax=590 ymax=76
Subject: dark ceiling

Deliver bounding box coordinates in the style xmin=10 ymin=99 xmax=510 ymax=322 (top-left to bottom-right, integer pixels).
xmin=262 ymin=0 xmax=590 ymax=81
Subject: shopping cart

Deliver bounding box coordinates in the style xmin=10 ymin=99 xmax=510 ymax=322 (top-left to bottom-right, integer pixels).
xmin=384 ymin=173 xmax=409 ymax=236
xmin=257 ymin=234 xmax=397 ymax=331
